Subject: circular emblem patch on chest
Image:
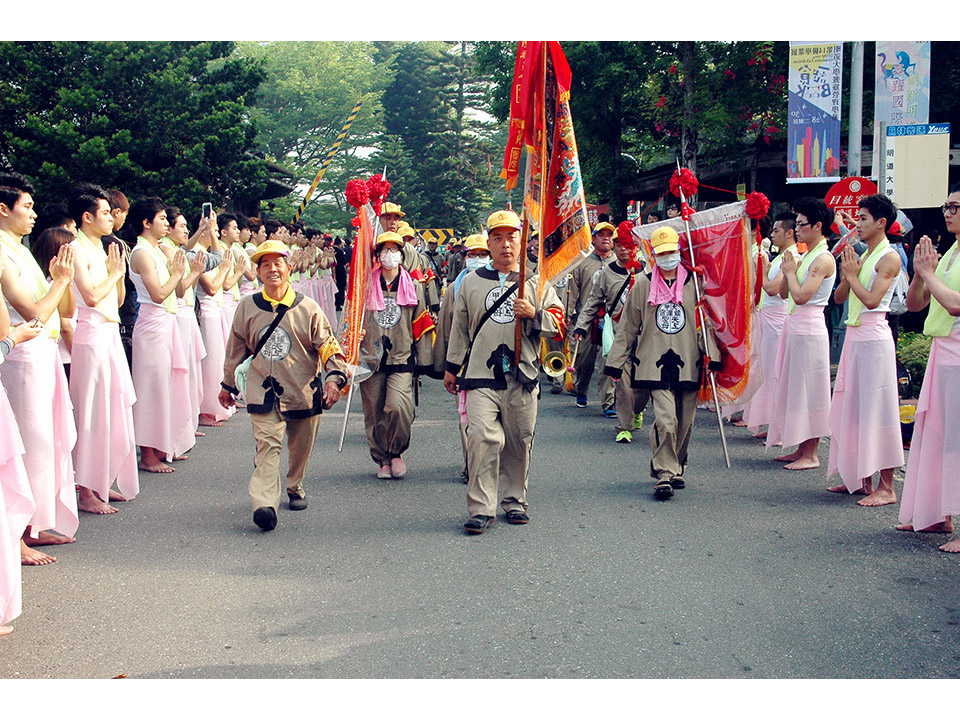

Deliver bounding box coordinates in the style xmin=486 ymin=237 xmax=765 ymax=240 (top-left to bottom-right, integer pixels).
xmin=484 ymin=286 xmax=516 ymax=324
xmin=655 ymin=302 xmax=686 ymax=334
xmin=376 ymin=296 xmax=402 ymax=330
xmin=553 ymin=275 xmax=568 ymax=290
xmin=257 ymin=325 xmax=292 ymax=361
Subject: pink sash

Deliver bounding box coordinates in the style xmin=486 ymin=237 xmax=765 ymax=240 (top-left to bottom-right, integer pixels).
xmin=0 ymin=381 xmax=34 ymax=624
xmin=368 ymin=267 xmax=418 ymax=310
xmin=198 ymin=296 xmax=234 ymax=421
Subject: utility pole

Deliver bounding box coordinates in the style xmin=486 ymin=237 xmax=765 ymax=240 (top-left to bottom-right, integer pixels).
xmin=847 ymin=41 xmax=864 ymax=176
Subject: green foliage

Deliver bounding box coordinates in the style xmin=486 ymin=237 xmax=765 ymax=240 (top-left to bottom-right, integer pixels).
xmin=897 ymin=331 xmax=933 ymax=389
xmin=0 ymin=41 xmax=267 ymax=218
xmin=234 ymin=41 xmax=391 ymax=228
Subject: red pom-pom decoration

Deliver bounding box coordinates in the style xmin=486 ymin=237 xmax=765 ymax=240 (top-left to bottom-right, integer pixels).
xmin=615 ymin=221 xmax=636 ymax=248
xmin=345 ymin=179 xmax=369 ymax=209
xmin=366 ymin=174 xmax=391 ymax=202
xmin=745 ymin=191 xmax=770 ymax=220
xmin=669 ymin=168 xmax=699 ymax=198
xmin=351 ymin=216 xmax=361 ymax=228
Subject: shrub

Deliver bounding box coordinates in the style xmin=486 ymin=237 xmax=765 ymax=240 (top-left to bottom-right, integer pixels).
xmin=897 ymin=331 xmax=933 ymax=389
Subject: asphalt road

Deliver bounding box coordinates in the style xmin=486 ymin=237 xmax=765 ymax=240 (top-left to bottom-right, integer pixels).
xmin=3 ymin=373 xmax=960 ymax=680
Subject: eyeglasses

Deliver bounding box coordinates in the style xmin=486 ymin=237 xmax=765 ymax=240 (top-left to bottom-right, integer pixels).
xmin=795 ymin=221 xmax=811 ymax=228
xmin=941 ymin=204 xmax=960 ymax=216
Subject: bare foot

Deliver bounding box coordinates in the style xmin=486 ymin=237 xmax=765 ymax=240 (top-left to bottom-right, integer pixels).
xmin=785 ymin=457 xmax=820 ymax=470
xmin=827 ymin=485 xmax=868 ymax=495
xmin=21 ymin=540 xmax=56 ymax=566
xmin=77 ymin=487 xmax=118 ymax=515
xmin=198 ymin=415 xmax=222 ymax=427
xmin=775 ymin=450 xmax=802 ymax=462
xmin=171 ymin=454 xmax=188 ymax=462
xmin=195 ymin=430 xmax=205 ymax=437
xmin=896 ymin=520 xmax=953 ymax=533
xmin=108 ymin=489 xmax=130 ymax=502
xmin=139 ymin=460 xmax=174 ymax=473
xmin=857 ymin=489 xmax=897 ymax=507
xmin=938 ymin=539 xmax=960 ymax=553
xmin=0 ymin=625 xmax=12 ymax=637
xmin=753 ymin=431 xmax=767 ymax=439
xmin=23 ymin=530 xmax=75 ymax=546
xmin=731 ymin=419 xmax=748 ymax=427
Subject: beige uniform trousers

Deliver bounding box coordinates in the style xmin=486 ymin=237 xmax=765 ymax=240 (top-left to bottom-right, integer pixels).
xmin=649 ymin=388 xmax=698 ymax=481
xmin=614 ymin=355 xmax=650 ymax=431
xmin=248 ymin=407 xmax=321 ymax=510
xmin=464 ymin=376 xmax=537 ymax=517
xmin=574 ymin=339 xmax=615 ymax=408
xmin=360 ymin=370 xmax=415 ymax=465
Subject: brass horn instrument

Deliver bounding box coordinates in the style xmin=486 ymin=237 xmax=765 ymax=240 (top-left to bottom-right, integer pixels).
xmin=541 ymin=350 xmax=568 ymax=378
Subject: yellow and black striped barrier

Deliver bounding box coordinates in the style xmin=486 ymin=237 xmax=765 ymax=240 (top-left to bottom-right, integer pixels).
xmin=292 ymin=99 xmax=363 ymax=224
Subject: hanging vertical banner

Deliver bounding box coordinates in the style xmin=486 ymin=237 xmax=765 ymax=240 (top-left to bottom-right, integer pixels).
xmin=870 ymin=41 xmax=931 ymax=180
xmin=786 ymin=41 xmax=843 ymax=184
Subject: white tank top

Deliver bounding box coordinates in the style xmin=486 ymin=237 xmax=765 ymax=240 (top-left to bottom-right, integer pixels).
xmin=128 ymin=244 xmax=166 ymax=309
xmin=803 ymin=248 xmax=834 ymax=307
xmin=761 ymin=249 xmax=799 ymax=310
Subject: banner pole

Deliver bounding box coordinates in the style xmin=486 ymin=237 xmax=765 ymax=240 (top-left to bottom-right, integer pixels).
xmin=675 ymin=159 xmax=731 ymax=468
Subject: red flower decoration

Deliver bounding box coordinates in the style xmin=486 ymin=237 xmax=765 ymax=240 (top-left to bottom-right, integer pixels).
xmin=351 ymin=216 xmax=361 ymax=228
xmin=669 ymin=64 xmax=678 ymax=74
xmin=372 ymin=198 xmax=383 ymax=216
xmin=669 ymin=168 xmax=698 ymax=198
xmin=366 ymin=174 xmax=391 ymax=202
xmin=724 ymin=69 xmax=736 ymax=80
xmin=615 ymin=221 xmax=636 ymax=248
xmin=345 ymin=179 xmax=369 ymax=209
xmin=745 ymin=192 xmax=770 ymax=220
xmin=656 ymin=96 xmax=667 ymax=108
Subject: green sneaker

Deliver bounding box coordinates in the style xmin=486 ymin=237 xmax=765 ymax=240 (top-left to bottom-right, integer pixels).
xmin=632 ymin=412 xmax=644 ymax=430
xmin=615 ymin=430 xmax=633 ymax=443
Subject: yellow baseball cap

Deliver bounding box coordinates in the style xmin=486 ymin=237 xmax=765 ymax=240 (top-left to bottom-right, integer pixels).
xmin=593 ymin=221 xmax=616 ymax=234
xmin=486 ymin=209 xmax=522 ymax=231
xmin=251 ymin=240 xmax=291 ymax=263
xmin=381 ymin=202 xmax=405 ymax=217
xmin=463 ymin=234 xmax=489 ymax=253
xmin=397 ymin=222 xmax=415 ymax=239
xmin=650 ymin=226 xmax=680 ymax=254
xmin=375 ymin=231 xmax=404 ymax=249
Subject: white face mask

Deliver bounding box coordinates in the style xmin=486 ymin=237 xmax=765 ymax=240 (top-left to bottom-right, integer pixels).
xmin=465 ymin=256 xmax=487 ymax=271
xmin=379 ymin=249 xmax=402 ymax=269
xmin=655 ymin=253 xmax=681 ymax=271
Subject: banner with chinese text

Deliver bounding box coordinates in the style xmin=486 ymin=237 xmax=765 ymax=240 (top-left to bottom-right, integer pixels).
xmin=787 ymin=42 xmax=843 ymax=183
xmin=870 ymin=41 xmax=931 ymax=180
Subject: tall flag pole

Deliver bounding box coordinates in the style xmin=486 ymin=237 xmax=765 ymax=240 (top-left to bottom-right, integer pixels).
xmin=674 ymin=159 xmax=731 ymax=468
xmin=293 ymin=99 xmax=363 ymax=224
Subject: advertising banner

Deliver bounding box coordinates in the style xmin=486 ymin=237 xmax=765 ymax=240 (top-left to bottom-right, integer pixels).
xmin=787 ymin=42 xmax=843 ymax=183
xmin=871 ymin=41 xmax=931 ymax=180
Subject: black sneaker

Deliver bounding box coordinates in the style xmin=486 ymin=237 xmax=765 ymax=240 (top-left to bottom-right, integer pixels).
xmin=463 ymin=515 xmax=494 ymax=534
xmin=669 ymin=476 xmax=685 ymax=489
xmin=653 ymin=480 xmax=674 ymax=500
xmin=505 ymin=509 xmax=530 ymax=524
xmin=288 ymin=494 xmax=308 ymax=511
xmin=253 ymin=506 xmax=278 ymax=531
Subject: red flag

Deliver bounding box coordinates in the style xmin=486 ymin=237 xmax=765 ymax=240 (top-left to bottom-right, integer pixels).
xmin=634 ymin=202 xmax=760 ymax=405
xmin=501 ymin=41 xmax=592 ymax=293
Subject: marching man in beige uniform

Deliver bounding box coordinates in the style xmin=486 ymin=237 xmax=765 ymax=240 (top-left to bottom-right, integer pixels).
xmin=359 ymin=232 xmax=436 ymax=480
xmin=569 ymin=222 xmax=616 ymax=412
xmin=219 ymin=240 xmax=348 ymax=532
xmin=573 ymin=223 xmax=647 ymax=443
xmin=444 ymin=210 xmax=565 ymax=534
xmin=604 ymin=226 xmax=721 ymax=500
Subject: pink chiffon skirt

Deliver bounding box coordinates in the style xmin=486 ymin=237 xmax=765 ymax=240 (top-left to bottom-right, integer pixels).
xmin=765 ymin=304 xmax=831 ymax=451
xmin=176 ymin=301 xmax=206 ymax=435
xmin=70 ymin=309 xmax=139 ymax=501
xmin=198 ymin=298 xmax=235 ymax=422
xmin=826 ymin=314 xmax=904 ymax=491
xmin=743 ymin=304 xmax=788 ymax=431
xmin=0 ymin=334 xmax=78 ymax=538
xmin=132 ymin=303 xmax=196 ymax=459
xmin=898 ymin=324 xmax=960 ymax=530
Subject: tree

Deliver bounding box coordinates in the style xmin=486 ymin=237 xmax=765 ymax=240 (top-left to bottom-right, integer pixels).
xmin=0 ymin=41 xmax=267 ymax=216
xmin=233 ymin=41 xmax=392 ymax=229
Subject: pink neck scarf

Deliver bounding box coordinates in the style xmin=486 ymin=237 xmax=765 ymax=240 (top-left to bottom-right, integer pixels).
xmin=368 ymin=266 xmax=418 ymax=310
xmin=648 ymin=263 xmax=687 ymax=305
